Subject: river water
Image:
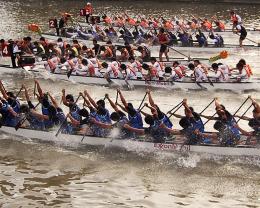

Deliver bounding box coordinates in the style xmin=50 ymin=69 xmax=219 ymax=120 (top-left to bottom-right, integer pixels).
xmin=0 ymin=0 xmax=260 ymax=207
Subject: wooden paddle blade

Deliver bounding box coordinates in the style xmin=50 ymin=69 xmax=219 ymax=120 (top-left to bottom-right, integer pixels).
xmin=67 ymin=70 xmax=73 ymax=78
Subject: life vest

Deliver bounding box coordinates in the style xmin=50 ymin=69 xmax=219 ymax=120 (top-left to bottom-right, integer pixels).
xmin=150 ymin=66 xmax=158 ymax=77
xmin=135 ymin=60 xmax=142 ymax=71
xmin=231 ymin=14 xmax=238 ymax=23
xmin=104 ymin=16 xmax=112 ymax=24
xmin=218 ymin=21 xmax=225 ymax=30
xmin=203 ymin=20 xmax=212 ymax=30
xmin=190 ymin=22 xmax=197 ymax=30
xmin=127 ymin=65 xmax=137 ymax=76
xmin=28 ymin=24 xmax=40 ymax=32
xmin=158 ymin=33 xmax=168 ymax=43
xmin=105 ymin=46 xmax=113 ymax=58
xmin=245 ymin=64 xmax=253 ymax=77
xmin=88 ymin=62 xmax=95 ymax=76
xmin=71 ymin=46 xmax=79 ymax=57
xmin=128 ymin=18 xmax=136 ymax=26
xmin=164 ymin=21 xmax=173 ymax=30
xmin=84 ymin=5 xmax=93 ymax=15
xmin=174 ymin=68 xmax=184 ymax=78
xmin=140 ymin=20 xmax=149 ymax=28
xmin=42 ymin=105 xmax=53 ymax=128
xmin=110 ymin=62 xmax=119 ymax=77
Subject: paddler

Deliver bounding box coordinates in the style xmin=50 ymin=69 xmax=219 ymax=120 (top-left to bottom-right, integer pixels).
xmin=84 ymin=2 xmax=93 ymax=23
xmin=235 ymin=119 xmax=260 ymax=145
xmin=82 ymin=90 xmax=111 ymax=137
xmin=102 ymin=59 xmax=123 ymax=80
xmin=0 ymin=96 xmax=18 ymax=127
xmin=157 ymin=28 xmax=170 ymax=62
xmin=146 ymin=89 xmax=173 ymax=128
xmin=116 ymin=89 xmax=143 ymax=129
xmin=196 ymin=120 xmax=240 ymax=146
xmin=136 ymin=44 xmax=151 ymax=62
xmin=234 ymin=22 xmax=247 ymax=47
xmin=230 ymin=10 xmax=242 ymax=31
xmin=211 ymin=63 xmax=229 ymax=82
xmin=0 ymin=80 xmax=21 ymax=115
xmin=90 ymin=94 xmax=139 ymax=139
xmin=150 ymin=57 xmax=165 ymax=80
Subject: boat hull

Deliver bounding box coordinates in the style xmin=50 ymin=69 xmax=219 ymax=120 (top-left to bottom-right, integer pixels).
xmin=0 ymin=126 xmax=259 ymax=156
xmin=1 ymin=65 xmax=259 ymax=91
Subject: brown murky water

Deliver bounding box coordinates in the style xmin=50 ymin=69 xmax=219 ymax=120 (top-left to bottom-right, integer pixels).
xmin=0 ymin=0 xmax=260 ymax=207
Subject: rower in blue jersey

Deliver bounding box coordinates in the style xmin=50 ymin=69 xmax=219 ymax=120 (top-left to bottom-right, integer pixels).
xmin=34 ymin=80 xmax=53 ymax=128
xmin=200 ymin=98 xmax=240 ymax=141
xmin=0 ymin=80 xmax=20 ymax=125
xmin=0 ymin=98 xmax=18 ymax=127
xmin=146 ymin=89 xmax=172 ymax=128
xmin=89 ymin=93 xmax=144 ymax=139
xmin=197 ymin=121 xmax=240 ymax=146
xmin=117 ymin=89 xmax=143 ymax=129
xmin=82 ymin=90 xmax=111 ymax=137
xmin=23 ymin=84 xmax=65 ymax=130
xmin=62 ymin=89 xmax=81 ymax=133
xmin=235 ymin=118 xmax=260 ymax=145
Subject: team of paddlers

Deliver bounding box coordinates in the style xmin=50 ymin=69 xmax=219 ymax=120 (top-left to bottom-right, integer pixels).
xmin=0 ymin=80 xmax=259 ymax=146
xmin=0 ymin=35 xmax=253 ymax=83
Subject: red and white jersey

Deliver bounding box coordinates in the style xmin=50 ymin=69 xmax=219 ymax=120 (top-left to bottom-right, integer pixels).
xmin=106 ymin=61 xmax=123 ymax=78
xmin=153 ymin=61 xmax=164 ymax=77
xmin=130 ymin=61 xmax=143 ymax=78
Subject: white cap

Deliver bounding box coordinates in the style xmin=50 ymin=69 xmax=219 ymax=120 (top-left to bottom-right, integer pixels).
xmin=87 ymin=2 xmax=91 ymax=5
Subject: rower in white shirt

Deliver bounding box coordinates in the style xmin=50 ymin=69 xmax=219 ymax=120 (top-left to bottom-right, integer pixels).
xmin=128 ymin=56 xmax=143 ymax=79
xmin=120 ymin=64 xmax=137 ymax=80
xmin=150 ymin=57 xmax=164 ymax=80
xmin=188 ymin=63 xmax=207 ymax=82
xmin=236 ymin=62 xmax=251 ymax=81
xmin=211 ymin=63 xmax=229 ymax=82
xmin=102 ymin=59 xmax=123 ymax=79
xmin=164 ymin=66 xmax=184 ymax=81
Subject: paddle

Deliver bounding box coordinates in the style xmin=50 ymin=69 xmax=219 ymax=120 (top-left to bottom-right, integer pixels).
xmin=234 ymin=33 xmax=260 ymax=46
xmin=137 ymin=92 xmax=148 ymax=110
xmin=168 ymin=102 xmax=183 ymax=119
xmin=232 ymin=96 xmax=250 ymax=117
xmin=167 ymin=100 xmax=183 ymax=115
xmin=167 ymin=45 xmax=192 ymax=60
xmin=199 ymin=98 xmax=215 ymax=115
xmin=236 ymin=104 xmax=253 ymax=123
xmin=115 ymin=90 xmax=119 ymax=104
xmin=55 ymin=94 xmax=81 ymax=137
xmin=67 ymin=67 xmax=74 ymax=79
xmin=15 ymin=102 xmax=41 ymax=130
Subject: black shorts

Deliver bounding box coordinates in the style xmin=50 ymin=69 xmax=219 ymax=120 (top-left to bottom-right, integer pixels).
xmin=160 ymin=44 xmax=168 ymax=53
xmin=240 ymin=32 xmax=247 ymax=41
